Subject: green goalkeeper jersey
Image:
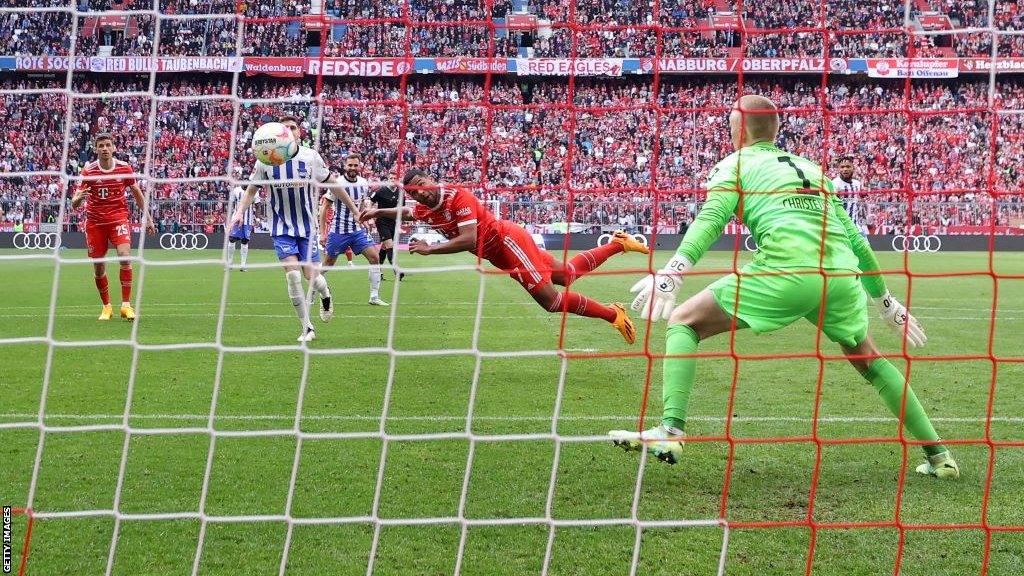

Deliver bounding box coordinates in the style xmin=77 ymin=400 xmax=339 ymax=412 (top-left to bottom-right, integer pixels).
xmin=677 ymin=140 xmax=886 ymax=298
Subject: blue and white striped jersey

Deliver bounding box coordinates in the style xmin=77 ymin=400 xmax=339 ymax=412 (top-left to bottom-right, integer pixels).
xmin=250 ymin=146 xmax=330 ymax=238
xmin=230 ymin=186 xmax=259 ymax=227
xmin=832 ymin=176 xmax=864 ymax=226
xmin=324 ymin=175 xmax=370 ymax=234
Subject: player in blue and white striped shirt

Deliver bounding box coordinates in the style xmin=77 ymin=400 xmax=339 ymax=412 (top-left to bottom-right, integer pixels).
xmin=227 ymin=185 xmax=259 ymax=271
xmin=317 ymin=153 xmax=387 ymax=306
xmin=229 ymin=115 xmax=361 ymax=342
xmin=832 ymin=155 xmax=869 ymax=239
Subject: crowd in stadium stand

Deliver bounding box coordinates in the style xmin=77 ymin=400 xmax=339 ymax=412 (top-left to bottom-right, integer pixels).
xmin=2 ymin=73 xmax=1022 ymax=234
xmin=0 ymin=1 xmax=1021 ymax=232
xmin=948 ymin=0 xmax=1024 ymax=57
xmin=3 ymin=0 xmax=1022 ymax=59
xmin=1 ymin=12 xmax=73 ymax=56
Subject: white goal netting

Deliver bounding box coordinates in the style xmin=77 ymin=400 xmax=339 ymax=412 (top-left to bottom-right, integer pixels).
xmin=0 ymin=1 xmax=1017 ymax=575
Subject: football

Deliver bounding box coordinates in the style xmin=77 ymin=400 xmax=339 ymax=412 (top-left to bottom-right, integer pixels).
xmin=251 ymin=122 xmax=298 ymax=166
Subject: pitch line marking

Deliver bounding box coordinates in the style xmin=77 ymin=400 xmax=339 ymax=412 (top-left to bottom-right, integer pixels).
xmin=1 ymin=413 xmax=1022 ymax=424
xmin=3 ymin=312 xmax=1018 ymax=322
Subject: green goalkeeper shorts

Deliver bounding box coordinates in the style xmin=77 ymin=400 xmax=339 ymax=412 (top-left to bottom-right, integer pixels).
xmin=707 ymin=263 xmax=869 ymax=348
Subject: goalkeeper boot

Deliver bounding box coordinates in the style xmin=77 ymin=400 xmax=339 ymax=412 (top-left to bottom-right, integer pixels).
xmin=608 ymin=425 xmax=685 ymax=465
xmin=368 ymin=297 xmax=389 ymax=306
xmin=297 ymin=326 xmax=316 ymax=343
xmin=915 ymin=451 xmax=960 ymax=479
xmin=120 ymin=303 xmax=136 ymax=322
xmin=611 ymin=303 xmax=636 ymax=344
xmin=611 ymin=230 xmax=650 ymax=254
xmin=98 ymin=304 xmax=113 ymax=321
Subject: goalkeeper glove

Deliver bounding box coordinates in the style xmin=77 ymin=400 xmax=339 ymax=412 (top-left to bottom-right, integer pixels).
xmin=629 ymin=254 xmax=692 ymax=321
xmin=873 ymin=290 xmax=927 ymax=347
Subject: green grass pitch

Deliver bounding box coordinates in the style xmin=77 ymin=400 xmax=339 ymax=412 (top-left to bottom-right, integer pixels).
xmin=2 ymin=246 xmax=1023 ymax=575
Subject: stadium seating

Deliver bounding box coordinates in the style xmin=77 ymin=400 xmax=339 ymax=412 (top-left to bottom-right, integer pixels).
xmin=2 ymin=73 xmax=1022 ymax=233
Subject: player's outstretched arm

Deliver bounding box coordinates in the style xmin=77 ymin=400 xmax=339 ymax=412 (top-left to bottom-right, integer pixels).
xmin=829 ymin=190 xmax=886 ymax=298
xmin=828 ymin=193 xmax=926 ymax=347
xmin=323 ymin=176 xmax=362 ymax=220
xmin=416 ymin=222 xmax=477 ymax=255
xmin=631 ymin=167 xmax=739 ymax=321
xmin=360 ymin=207 xmax=412 ymax=222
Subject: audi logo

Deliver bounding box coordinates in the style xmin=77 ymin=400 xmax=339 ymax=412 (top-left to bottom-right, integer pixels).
xmin=13 ymin=232 xmax=61 ymax=249
xmin=891 ymin=235 xmax=941 ymax=253
xmin=159 ymin=233 xmax=209 ymax=250
xmin=597 ymin=233 xmax=648 ymax=248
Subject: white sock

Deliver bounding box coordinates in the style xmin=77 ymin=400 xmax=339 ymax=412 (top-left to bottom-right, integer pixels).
xmin=227 ymin=242 xmax=235 ymax=264
xmin=285 ymin=270 xmax=312 ymax=330
xmin=311 ymin=274 xmax=331 ymax=300
xmin=239 ymin=244 xmax=248 ymax=266
xmin=369 ymin=264 xmax=381 ymax=298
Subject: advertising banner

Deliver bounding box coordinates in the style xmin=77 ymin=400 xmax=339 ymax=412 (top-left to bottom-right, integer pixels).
xmin=244 ymin=57 xmax=306 ymax=77
xmin=641 ymin=57 xmax=844 ymax=74
xmin=13 ymin=55 xmax=243 ymax=73
xmin=434 ymin=57 xmax=508 ymax=74
xmin=514 ymin=58 xmax=624 ymax=76
xmin=866 ymin=58 xmax=959 ymax=78
xmin=305 ymin=57 xmax=411 ymax=77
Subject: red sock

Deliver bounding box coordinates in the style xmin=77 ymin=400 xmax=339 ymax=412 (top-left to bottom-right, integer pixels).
xmin=95 ymin=275 xmax=110 ymax=305
xmin=119 ymin=266 xmax=132 ymax=303
xmin=564 ymin=242 xmax=623 ymax=284
xmin=547 ymin=291 xmax=617 ymax=322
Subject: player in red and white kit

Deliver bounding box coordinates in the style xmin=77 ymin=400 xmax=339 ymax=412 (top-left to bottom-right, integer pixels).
xmin=360 ymin=169 xmax=645 ymax=344
xmin=70 ymin=133 xmax=155 ymax=321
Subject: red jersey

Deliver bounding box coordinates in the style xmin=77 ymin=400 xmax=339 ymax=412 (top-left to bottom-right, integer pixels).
xmin=412 ymin=186 xmax=502 ymax=258
xmin=77 ymin=159 xmax=137 ymax=226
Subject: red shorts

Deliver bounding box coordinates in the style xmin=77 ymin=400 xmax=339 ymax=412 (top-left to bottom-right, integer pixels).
xmin=486 ymin=223 xmax=555 ymax=295
xmin=86 ymin=221 xmax=131 ymax=259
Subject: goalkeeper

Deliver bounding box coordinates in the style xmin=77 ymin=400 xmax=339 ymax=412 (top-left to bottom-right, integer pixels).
xmin=610 ymin=95 xmax=959 ymax=479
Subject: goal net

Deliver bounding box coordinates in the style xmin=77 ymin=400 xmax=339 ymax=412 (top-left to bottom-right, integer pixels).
xmin=1 ymin=0 xmax=1022 ymax=575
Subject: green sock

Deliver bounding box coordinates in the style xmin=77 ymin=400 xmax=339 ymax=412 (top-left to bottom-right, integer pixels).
xmin=864 ymin=358 xmax=946 ymax=457
xmin=662 ymin=324 xmax=700 ymax=432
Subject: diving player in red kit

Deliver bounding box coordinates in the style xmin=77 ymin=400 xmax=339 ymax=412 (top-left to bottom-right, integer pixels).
xmin=359 ymin=168 xmax=645 ymax=344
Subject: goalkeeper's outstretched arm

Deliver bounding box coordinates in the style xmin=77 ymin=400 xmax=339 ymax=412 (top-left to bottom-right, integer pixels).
xmin=630 ymin=185 xmax=739 ymax=320
xmin=674 ymin=188 xmax=740 ymax=266
xmin=828 ymin=192 xmax=927 ymax=346
xmin=829 ymin=192 xmax=886 ymax=298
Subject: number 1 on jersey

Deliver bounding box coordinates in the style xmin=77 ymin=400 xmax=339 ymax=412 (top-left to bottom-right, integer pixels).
xmin=777 ymin=156 xmax=815 ymax=195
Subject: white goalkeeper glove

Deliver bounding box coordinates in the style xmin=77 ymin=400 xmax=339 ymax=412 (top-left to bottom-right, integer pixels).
xmin=629 ymin=254 xmax=692 ymax=321
xmin=873 ymin=290 xmax=927 ymax=347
